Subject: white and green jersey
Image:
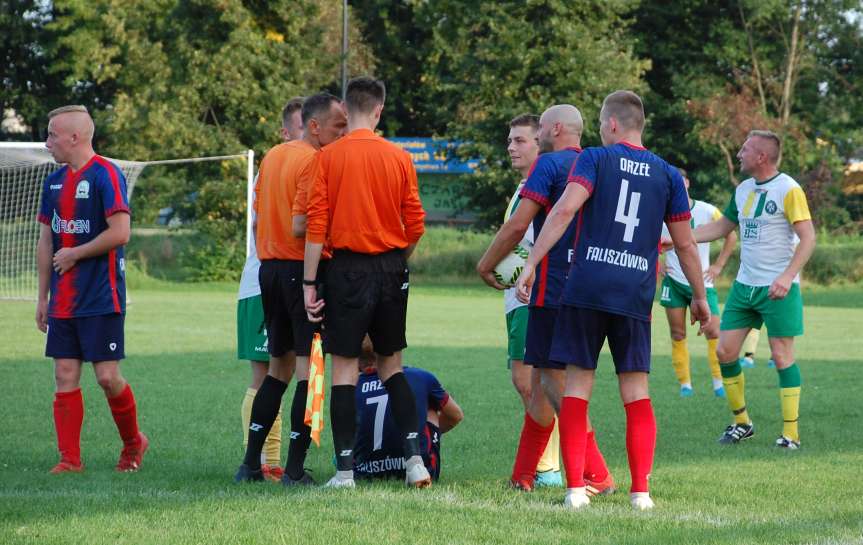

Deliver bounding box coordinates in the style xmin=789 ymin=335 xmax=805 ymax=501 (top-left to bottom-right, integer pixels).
xmin=503 ymin=181 xmax=534 ymax=314
xmin=661 ymin=200 xmax=722 ymax=288
xmin=723 ymin=173 xmax=811 ymax=286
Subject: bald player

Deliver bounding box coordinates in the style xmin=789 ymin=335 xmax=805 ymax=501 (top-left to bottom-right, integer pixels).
xmin=36 ymin=105 xmax=146 ymax=474
xmin=694 ymin=130 xmax=815 ymax=449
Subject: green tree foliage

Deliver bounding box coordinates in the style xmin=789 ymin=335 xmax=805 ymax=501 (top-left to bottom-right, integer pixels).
xmin=418 ymin=0 xmax=649 ymax=226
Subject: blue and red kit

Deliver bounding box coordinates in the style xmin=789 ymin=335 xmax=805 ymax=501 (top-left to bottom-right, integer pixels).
xmin=37 ymin=155 xmax=129 ymax=318
xmin=563 ymin=142 xmax=690 ymax=321
xmin=354 ymin=366 xmax=449 ymax=480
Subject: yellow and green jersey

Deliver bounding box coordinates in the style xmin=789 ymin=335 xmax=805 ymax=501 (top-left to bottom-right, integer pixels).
xmin=723 ymin=173 xmax=811 ymax=286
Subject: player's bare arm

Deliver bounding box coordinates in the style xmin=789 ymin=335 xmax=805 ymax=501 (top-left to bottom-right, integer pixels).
xmin=302 ymin=241 xmax=325 ymax=322
xmin=769 ymin=219 xmax=816 ymax=300
xmin=667 ymin=219 xmax=711 ymax=331
xmin=438 ymin=397 xmax=464 ymax=433
xmin=705 ymin=229 xmax=737 ymax=282
xmin=692 ymin=216 xmax=736 ymax=245
xmin=515 ymin=183 xmax=589 ymax=303
xmin=405 ymin=242 xmax=417 ymax=259
xmin=476 ymin=199 xmax=541 ymax=290
xmin=52 ymin=212 xmax=130 ymax=275
xmin=35 ymin=224 xmax=52 ymax=332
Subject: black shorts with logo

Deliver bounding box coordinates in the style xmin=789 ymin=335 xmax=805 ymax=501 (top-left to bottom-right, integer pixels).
xmin=323 ymin=249 xmax=409 ymax=358
xmin=258 ymin=259 xmax=323 ymax=358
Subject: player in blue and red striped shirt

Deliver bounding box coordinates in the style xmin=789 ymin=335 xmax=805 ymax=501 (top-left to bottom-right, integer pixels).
xmin=517 ymin=91 xmax=710 ymax=511
xmin=35 ymin=105 xmax=147 ymax=474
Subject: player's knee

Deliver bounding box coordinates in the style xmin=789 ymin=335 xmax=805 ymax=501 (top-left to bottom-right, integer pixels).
xmin=670 ymin=330 xmax=687 ymax=342
xmin=715 ymin=343 xmax=737 ymax=363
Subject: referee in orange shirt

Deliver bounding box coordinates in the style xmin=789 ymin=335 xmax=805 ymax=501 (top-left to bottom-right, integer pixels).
xmin=303 ymin=77 xmax=428 ymax=488
xmin=234 ymin=92 xmax=347 ymax=485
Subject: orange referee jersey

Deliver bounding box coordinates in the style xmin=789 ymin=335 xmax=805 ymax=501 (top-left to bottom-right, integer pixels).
xmin=254 ymin=140 xmax=318 ymax=261
xmin=306 ymin=128 xmax=425 ymax=253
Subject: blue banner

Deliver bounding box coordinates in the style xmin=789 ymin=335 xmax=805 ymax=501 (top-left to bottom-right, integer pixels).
xmin=388 ymin=137 xmax=478 ymax=174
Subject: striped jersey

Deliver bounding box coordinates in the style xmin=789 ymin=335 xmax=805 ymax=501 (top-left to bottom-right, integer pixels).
xmin=661 ymin=200 xmax=723 ymax=288
xmin=37 ymin=155 xmax=129 ymax=318
xmin=723 ymin=173 xmax=811 ymax=286
xmin=565 ymin=142 xmax=691 ymax=321
xmin=519 ymin=147 xmax=581 ymax=308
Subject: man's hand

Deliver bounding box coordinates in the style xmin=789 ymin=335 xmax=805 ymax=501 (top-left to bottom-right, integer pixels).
xmin=768 ymin=274 xmax=793 ymax=300
xmin=658 ymin=260 xmax=667 ymax=278
xmin=514 ymin=263 xmax=536 ymax=304
xmin=704 ymin=263 xmax=723 ymax=283
xmin=477 ymin=266 xmax=506 ymax=290
xmin=35 ymin=299 xmax=48 ymax=333
xmin=304 ymin=285 xmax=324 ymax=322
xmin=690 ymin=298 xmax=712 ymax=335
xmin=52 ymin=247 xmax=80 ymax=274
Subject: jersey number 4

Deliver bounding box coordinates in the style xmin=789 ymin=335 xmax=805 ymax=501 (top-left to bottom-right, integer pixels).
xmin=615 ymin=178 xmax=641 ymax=243
xmin=366 ymin=394 xmax=389 ymax=451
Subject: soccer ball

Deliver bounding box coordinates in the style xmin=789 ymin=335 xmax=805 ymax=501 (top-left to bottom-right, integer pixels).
xmin=494 ymin=244 xmax=530 ymax=288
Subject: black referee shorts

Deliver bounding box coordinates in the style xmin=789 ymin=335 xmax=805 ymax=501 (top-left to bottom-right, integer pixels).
xmin=323 ymin=249 xmax=409 ymax=358
xmin=258 ymin=259 xmax=323 ymax=358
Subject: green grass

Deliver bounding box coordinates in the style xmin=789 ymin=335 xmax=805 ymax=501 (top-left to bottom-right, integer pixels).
xmin=1 ymin=283 xmax=862 ymax=544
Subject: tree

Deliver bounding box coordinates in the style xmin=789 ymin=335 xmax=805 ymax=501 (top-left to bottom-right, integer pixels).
xmin=420 ymin=0 xmax=649 ymax=226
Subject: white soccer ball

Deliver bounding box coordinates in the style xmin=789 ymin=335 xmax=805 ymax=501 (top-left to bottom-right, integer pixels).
xmin=494 ymin=244 xmax=530 ymax=288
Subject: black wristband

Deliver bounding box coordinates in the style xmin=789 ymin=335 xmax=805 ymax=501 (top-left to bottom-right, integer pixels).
xmin=302 ymin=279 xmax=317 ymax=286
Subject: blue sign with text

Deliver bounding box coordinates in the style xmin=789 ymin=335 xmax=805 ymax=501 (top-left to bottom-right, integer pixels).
xmin=388 ymin=137 xmax=478 ymax=174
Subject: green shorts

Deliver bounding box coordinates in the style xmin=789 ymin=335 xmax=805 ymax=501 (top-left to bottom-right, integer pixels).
xmin=505 ymin=306 xmax=528 ymax=368
xmin=237 ymin=294 xmax=268 ymax=362
xmin=659 ymin=276 xmax=720 ymax=315
xmin=720 ymin=281 xmax=804 ymax=337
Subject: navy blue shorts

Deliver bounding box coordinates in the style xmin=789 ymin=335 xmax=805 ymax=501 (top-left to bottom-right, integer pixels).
xmin=549 ymin=306 xmax=651 ymax=373
xmin=524 ymin=307 xmax=565 ymax=370
xmin=46 ymin=314 xmax=125 ymax=362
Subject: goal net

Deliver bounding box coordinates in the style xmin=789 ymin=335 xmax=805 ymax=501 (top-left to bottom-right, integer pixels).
xmin=0 ymin=143 xmax=254 ymax=300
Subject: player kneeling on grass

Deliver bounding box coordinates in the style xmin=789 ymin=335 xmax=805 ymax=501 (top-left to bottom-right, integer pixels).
xmin=692 ymin=130 xmax=815 ymax=450
xmin=353 ymin=337 xmax=463 ymax=482
xmin=659 ymin=167 xmax=737 ymax=399
xmin=36 ymin=105 xmax=147 ymax=474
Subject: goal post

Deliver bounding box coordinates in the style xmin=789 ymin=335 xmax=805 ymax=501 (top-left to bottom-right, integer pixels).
xmin=0 ymin=143 xmax=254 ymax=301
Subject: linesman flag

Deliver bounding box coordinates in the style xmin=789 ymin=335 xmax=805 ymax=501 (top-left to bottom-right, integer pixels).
xmin=304 ymin=333 xmax=326 ymax=446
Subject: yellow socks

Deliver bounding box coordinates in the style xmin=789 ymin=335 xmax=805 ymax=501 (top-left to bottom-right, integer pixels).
xmin=671 ymin=338 xmax=691 ymax=386
xmin=777 ymin=364 xmax=802 ymax=442
xmin=707 ymin=339 xmax=721 ymax=381
xmin=536 ymin=417 xmax=560 ymax=473
xmin=242 ymin=387 xmax=283 ymax=466
xmin=720 ymin=360 xmax=750 ymax=424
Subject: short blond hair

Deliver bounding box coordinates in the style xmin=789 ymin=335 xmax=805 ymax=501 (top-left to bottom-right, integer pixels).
xmin=601 ymin=91 xmax=645 ymax=131
xmin=748 ymin=129 xmax=781 ymax=164
xmin=48 ymin=105 xmax=89 ymax=119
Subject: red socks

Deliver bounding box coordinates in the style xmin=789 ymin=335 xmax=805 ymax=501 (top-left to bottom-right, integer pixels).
xmin=107 ymin=383 xmax=140 ymax=445
xmin=625 ymin=398 xmax=656 ymax=493
xmin=559 ymin=396 xmax=589 ymax=488
xmin=511 ymin=413 xmax=554 ymax=483
xmin=584 ymin=430 xmax=610 ymax=482
xmin=54 ymin=389 xmax=84 ymax=465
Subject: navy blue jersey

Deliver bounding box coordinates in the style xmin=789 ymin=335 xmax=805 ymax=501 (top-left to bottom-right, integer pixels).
xmin=520 ymin=147 xmax=581 ymax=308
xmin=37 ymin=155 xmax=129 ymax=318
xmin=564 ymin=142 xmax=690 ymax=321
xmin=354 ymin=366 xmax=449 ymax=477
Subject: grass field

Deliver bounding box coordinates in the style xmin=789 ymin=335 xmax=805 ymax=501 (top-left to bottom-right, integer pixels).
xmin=1 ymin=282 xmax=862 ymax=545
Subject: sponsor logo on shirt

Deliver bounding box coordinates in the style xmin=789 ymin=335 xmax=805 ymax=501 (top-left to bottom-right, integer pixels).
xmin=51 ymin=210 xmax=90 ymax=234
xmin=765 ymin=200 xmax=777 ymax=215
xmin=75 ymin=180 xmax=90 ymax=199
xmin=50 ymin=184 xmax=63 ymax=190
xmin=355 ymin=456 xmax=405 ymax=474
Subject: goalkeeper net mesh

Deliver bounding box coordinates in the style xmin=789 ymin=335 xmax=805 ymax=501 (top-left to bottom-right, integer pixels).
xmin=0 ymin=143 xmax=252 ymax=300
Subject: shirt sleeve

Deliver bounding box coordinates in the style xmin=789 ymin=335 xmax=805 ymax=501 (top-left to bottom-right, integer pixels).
xmin=665 ymin=165 xmax=691 ymax=222
xmin=99 ymin=161 xmax=130 ymax=217
xmin=292 ymin=152 xmax=320 ymax=217
xmin=722 ymin=190 xmax=740 ymax=224
xmin=711 ymin=205 xmax=723 ymax=221
xmin=37 ymin=176 xmax=52 ymax=225
xmin=423 ymin=370 xmax=449 ymax=411
xmin=400 ymin=153 xmax=426 ymax=244
xmin=305 ymin=152 xmax=330 ymax=245
xmin=520 ymin=155 xmax=555 ymax=207
xmin=783 ymin=186 xmax=812 ymax=224
xmin=567 ymin=148 xmax=598 ymax=195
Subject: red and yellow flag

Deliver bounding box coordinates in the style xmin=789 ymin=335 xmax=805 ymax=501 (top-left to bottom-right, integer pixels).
xmin=304 ymin=333 xmax=326 ymax=446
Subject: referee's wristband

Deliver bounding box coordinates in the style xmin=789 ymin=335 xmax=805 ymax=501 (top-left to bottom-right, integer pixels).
xmin=302 ymin=279 xmax=317 ymax=286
